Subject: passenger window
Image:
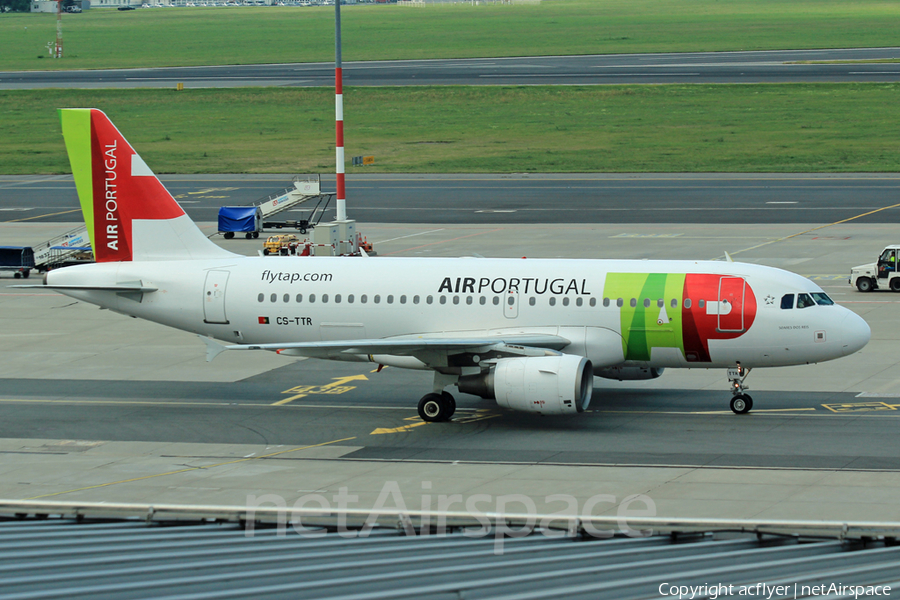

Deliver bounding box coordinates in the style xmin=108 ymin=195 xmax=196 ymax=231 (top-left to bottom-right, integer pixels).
xmin=322 ymin=294 xmax=328 ymax=303
xmin=616 ymin=298 xmax=624 ymax=307
xmin=562 ymin=297 xmax=570 ymax=306
xmin=529 ymin=297 xmax=535 ymax=306
xmin=643 ymin=298 xmax=650 ymax=308
xmin=374 ymin=295 xmax=381 ymax=304
xmin=296 ymin=294 xmax=303 ymax=303
xmin=309 ymin=294 xmax=316 ymax=303
xmin=347 ymin=294 xmax=354 ymax=304
xmin=387 ymin=295 xmax=393 ymax=304
xmin=698 ymin=299 xmax=705 ymax=308
xmin=797 ymin=293 xmax=815 ymax=309
xmin=400 ymin=295 xmax=406 ymax=304
xmin=270 ymin=293 xmax=277 ymax=303
xmin=671 ymin=299 xmax=678 ymax=308
xmin=549 ymin=297 xmax=556 ymax=306
xmin=413 ymin=295 xmax=420 ymax=304
xmin=590 ymin=298 xmax=596 ymax=307
xmin=335 ymin=294 xmax=341 ymax=304
xmin=630 ymin=298 xmax=637 ymax=308
xmin=781 ymin=294 xmax=794 ymax=309
xmin=426 ymin=296 xmax=433 ymax=304
xmin=258 ymin=293 xmax=264 ymax=303
xmin=603 ymin=298 xmax=610 ymax=307
xmin=453 ymin=296 xmax=460 ymax=305
xmin=283 ymin=294 xmax=290 ymax=303
xmin=576 ymin=297 xmax=583 ymax=307
xmin=440 ymin=296 xmax=447 ymax=305
xmin=467 ymin=296 xmax=473 ymax=305
xmin=361 ymin=295 xmax=367 ymax=304
xmin=812 ymin=292 xmax=834 ymax=306
xmin=684 ymin=299 xmax=691 ymax=309
xmin=493 ymin=297 xmax=500 ymax=306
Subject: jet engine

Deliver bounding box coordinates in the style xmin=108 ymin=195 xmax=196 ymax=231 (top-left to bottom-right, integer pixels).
xmin=595 ymin=366 xmax=665 ymax=381
xmin=457 ymin=354 xmax=593 ymax=415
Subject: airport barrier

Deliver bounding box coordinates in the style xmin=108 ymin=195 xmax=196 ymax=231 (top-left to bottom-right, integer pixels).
xmin=2 ymin=499 xmax=899 ymax=542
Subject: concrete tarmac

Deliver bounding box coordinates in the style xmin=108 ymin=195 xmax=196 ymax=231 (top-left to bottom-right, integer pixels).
xmin=1 ymin=221 xmax=900 ymax=523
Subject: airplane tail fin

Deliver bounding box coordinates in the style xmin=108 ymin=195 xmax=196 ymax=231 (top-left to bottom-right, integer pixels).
xmin=59 ymin=108 xmax=234 ymax=262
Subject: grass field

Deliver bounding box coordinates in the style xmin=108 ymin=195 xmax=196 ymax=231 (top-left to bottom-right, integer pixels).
xmin=1 ymin=0 xmax=899 ymax=71
xmin=2 ymin=84 xmax=898 ymax=175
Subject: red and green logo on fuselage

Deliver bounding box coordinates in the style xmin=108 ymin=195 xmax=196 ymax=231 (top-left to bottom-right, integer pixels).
xmin=603 ymin=273 xmax=757 ymax=363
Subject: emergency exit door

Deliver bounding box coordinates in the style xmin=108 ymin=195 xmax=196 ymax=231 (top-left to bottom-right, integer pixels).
xmin=717 ymin=276 xmax=746 ymax=332
xmin=203 ymin=270 xmax=230 ymax=324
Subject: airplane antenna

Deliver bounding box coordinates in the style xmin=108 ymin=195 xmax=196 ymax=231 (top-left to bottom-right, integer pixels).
xmin=334 ymin=0 xmax=347 ymax=222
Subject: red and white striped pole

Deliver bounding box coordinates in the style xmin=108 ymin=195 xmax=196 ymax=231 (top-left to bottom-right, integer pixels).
xmin=334 ymin=0 xmax=347 ymax=222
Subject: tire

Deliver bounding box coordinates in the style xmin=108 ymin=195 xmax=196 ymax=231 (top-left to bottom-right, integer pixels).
xmin=245 ymin=233 xmax=253 ymax=240
xmin=23 ymin=270 xmax=30 ymax=279
xmin=441 ymin=391 xmax=457 ymax=420
xmin=418 ymin=393 xmax=451 ymax=422
xmin=223 ymin=232 xmax=234 ymax=240
xmin=299 ymin=227 xmax=307 ymax=235
xmin=856 ymin=277 xmax=874 ymax=293
xmin=891 ymin=278 xmax=900 ymax=292
xmin=252 ymin=232 xmax=260 ymax=239
xmin=13 ymin=272 xmax=21 ymax=279
xmin=263 ymin=249 xmax=269 ymax=256
xmin=730 ymin=394 xmax=753 ymax=415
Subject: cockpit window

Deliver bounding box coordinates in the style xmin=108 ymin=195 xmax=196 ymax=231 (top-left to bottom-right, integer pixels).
xmin=797 ymin=293 xmax=815 ymax=309
xmin=811 ymin=292 xmax=834 ymax=306
xmin=780 ymin=294 xmax=794 ymax=309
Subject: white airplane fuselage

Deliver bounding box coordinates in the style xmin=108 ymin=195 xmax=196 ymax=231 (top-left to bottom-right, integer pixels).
xmin=47 ymin=255 xmax=870 ymax=372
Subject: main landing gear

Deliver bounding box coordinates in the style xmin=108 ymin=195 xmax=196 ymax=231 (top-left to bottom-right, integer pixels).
xmin=417 ymin=373 xmax=458 ymax=422
xmin=417 ymin=391 xmax=456 ymax=422
xmin=727 ymin=362 xmax=753 ymax=415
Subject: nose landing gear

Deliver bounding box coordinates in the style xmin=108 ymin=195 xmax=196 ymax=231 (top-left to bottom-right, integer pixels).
xmin=728 ymin=362 xmax=753 ymax=414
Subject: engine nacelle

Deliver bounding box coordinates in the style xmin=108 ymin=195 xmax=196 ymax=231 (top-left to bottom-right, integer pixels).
xmin=595 ymin=366 xmax=665 ymax=381
xmin=457 ymin=354 xmax=593 ymax=415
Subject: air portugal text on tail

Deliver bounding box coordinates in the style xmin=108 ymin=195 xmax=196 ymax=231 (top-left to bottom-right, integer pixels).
xmin=32 ymin=109 xmax=872 ymax=424
xmin=59 ymin=108 xmax=227 ymax=263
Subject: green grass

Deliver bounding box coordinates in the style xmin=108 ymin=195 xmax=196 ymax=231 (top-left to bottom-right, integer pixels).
xmin=1 ymin=0 xmax=899 ymax=71
xmin=2 ymin=84 xmax=898 ymax=175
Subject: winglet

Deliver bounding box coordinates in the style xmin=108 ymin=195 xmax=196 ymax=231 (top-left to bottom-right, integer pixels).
xmin=724 ymin=251 xmax=734 ymax=263
xmin=200 ymin=336 xmax=228 ymax=362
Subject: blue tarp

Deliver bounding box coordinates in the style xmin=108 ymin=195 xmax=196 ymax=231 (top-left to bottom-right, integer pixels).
xmin=217 ymin=206 xmax=260 ymax=233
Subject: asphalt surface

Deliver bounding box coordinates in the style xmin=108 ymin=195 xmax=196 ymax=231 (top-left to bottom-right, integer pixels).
xmin=0 ymin=367 xmax=896 ymax=471
xmin=2 ymin=48 xmax=900 ymax=89
xmin=3 ymin=173 xmax=900 ymax=225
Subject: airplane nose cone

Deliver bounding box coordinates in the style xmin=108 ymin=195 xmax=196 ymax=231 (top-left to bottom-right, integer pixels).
xmin=841 ymin=310 xmax=871 ymax=356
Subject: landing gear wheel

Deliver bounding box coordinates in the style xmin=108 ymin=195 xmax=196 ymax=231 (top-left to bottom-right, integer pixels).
xmin=891 ymin=278 xmax=900 ymax=292
xmin=857 ymin=277 xmax=874 ymax=292
xmin=418 ymin=393 xmax=452 ymax=422
xmin=441 ymin=391 xmax=456 ymax=420
xmin=730 ymin=394 xmax=753 ymax=414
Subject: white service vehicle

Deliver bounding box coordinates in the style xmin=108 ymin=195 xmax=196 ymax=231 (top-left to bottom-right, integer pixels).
xmin=850 ymin=245 xmax=900 ymax=292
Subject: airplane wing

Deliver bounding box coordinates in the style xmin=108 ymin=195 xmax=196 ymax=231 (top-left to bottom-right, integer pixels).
xmin=202 ymin=333 xmax=571 ymax=365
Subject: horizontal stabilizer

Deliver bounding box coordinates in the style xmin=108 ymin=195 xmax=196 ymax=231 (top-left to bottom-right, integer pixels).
xmin=12 ymin=283 xmax=157 ymax=293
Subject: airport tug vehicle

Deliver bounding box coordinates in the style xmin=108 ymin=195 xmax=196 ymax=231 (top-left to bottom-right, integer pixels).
xmin=850 ymin=245 xmax=900 ymax=292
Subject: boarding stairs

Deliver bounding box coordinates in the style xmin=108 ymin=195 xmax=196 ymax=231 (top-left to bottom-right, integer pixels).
xmin=250 ymin=175 xmax=332 ymax=231
xmin=31 ymin=226 xmax=93 ymax=271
